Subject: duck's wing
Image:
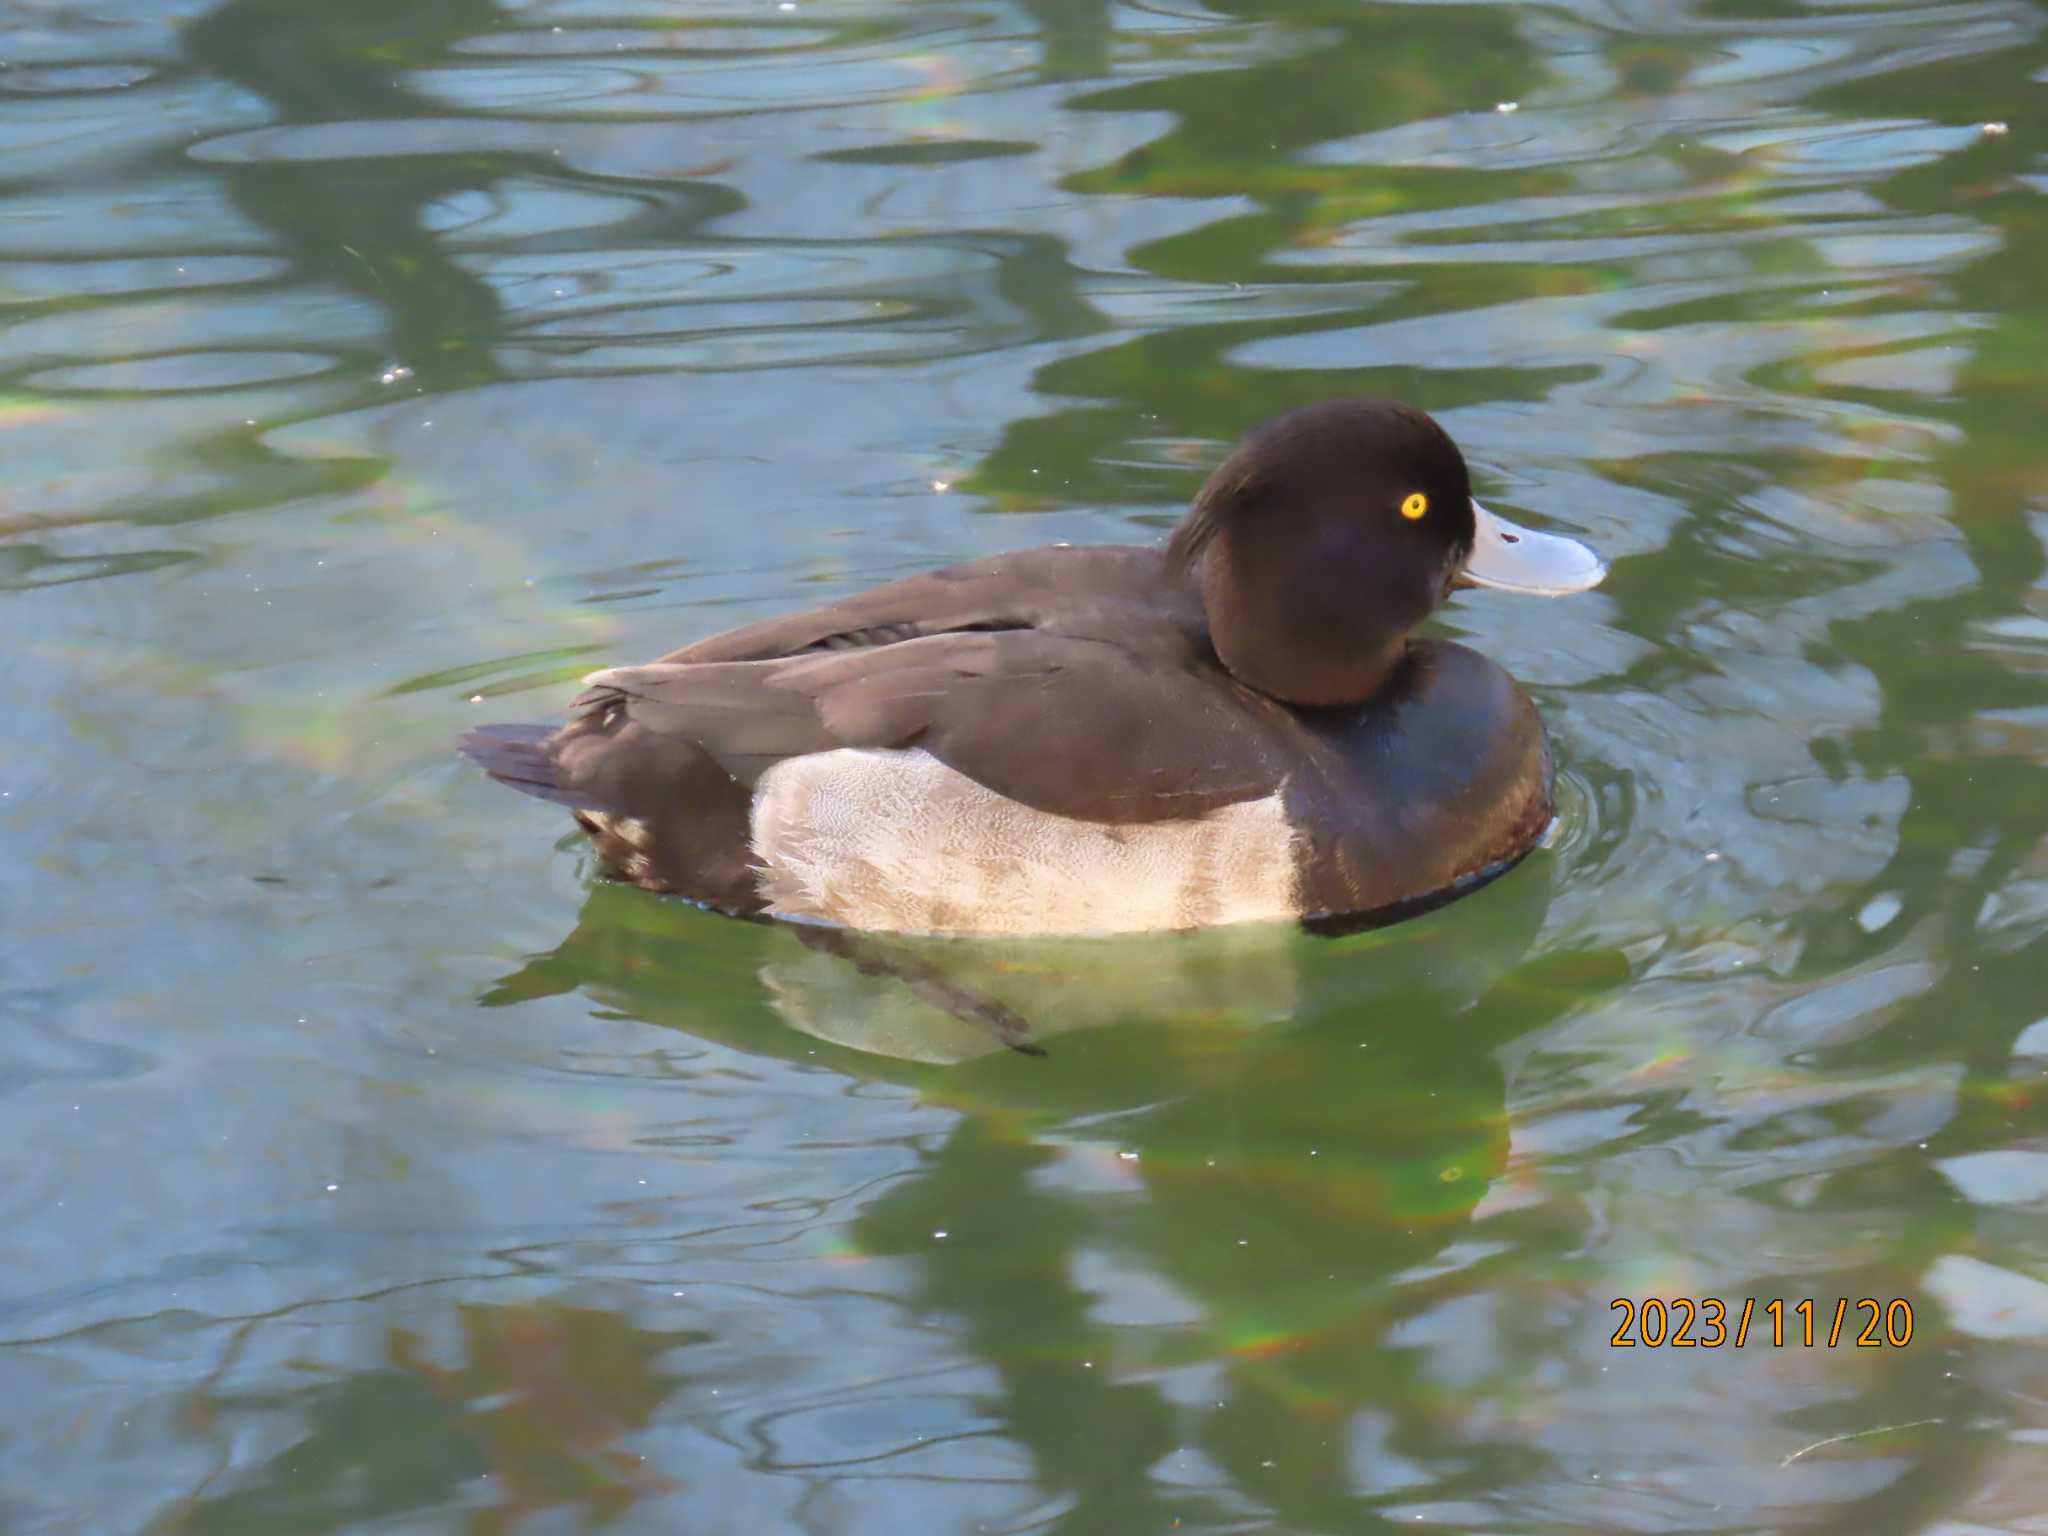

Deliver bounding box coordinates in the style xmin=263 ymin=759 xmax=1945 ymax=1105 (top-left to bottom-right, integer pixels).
xmin=655 ymin=546 xmax=1170 ymax=664
xmin=576 ymin=627 xmax=1292 ymax=825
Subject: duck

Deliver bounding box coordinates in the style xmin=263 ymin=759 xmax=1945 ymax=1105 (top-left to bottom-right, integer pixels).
xmin=461 ymin=397 xmax=1605 ymax=937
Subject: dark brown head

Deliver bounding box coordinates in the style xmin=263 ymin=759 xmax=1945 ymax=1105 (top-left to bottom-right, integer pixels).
xmin=1167 ymin=398 xmax=1603 ymax=706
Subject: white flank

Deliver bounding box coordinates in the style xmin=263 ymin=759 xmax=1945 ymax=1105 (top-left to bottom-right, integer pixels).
xmin=749 ymin=748 xmax=1300 ymax=936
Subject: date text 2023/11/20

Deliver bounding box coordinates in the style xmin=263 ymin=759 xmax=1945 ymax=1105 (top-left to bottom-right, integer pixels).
xmin=1610 ymin=1297 xmax=1915 ymax=1348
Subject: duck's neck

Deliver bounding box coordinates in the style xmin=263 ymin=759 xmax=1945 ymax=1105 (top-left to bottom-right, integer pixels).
xmin=1197 ymin=534 xmax=1421 ymax=708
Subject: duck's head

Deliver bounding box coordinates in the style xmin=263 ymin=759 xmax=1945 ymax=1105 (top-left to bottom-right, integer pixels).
xmin=1167 ymin=397 xmax=1605 ymax=706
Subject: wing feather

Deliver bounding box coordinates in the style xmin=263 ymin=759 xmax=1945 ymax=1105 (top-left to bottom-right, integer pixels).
xmin=579 ymin=628 xmax=1289 ymax=823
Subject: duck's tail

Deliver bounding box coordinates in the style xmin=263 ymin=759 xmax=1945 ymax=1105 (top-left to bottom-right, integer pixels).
xmin=459 ymin=715 xmax=763 ymax=910
xmin=458 ymin=723 xmax=591 ymax=807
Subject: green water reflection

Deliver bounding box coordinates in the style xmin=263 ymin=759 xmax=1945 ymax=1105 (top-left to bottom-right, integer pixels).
xmin=1 ymin=0 xmax=2045 ymax=1530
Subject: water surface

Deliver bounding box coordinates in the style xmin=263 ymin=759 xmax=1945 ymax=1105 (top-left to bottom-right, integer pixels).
xmin=4 ymin=0 xmax=2047 ymax=1529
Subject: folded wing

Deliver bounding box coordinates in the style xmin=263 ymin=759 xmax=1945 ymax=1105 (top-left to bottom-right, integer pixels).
xmin=579 ymin=627 xmax=1290 ymax=825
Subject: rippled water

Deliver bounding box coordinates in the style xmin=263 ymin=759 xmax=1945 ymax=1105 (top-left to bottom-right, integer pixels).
xmin=4 ymin=0 xmax=2047 ymax=1529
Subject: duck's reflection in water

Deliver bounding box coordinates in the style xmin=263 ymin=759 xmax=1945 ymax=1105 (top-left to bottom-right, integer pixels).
xmin=479 ymin=855 xmax=1594 ymax=1526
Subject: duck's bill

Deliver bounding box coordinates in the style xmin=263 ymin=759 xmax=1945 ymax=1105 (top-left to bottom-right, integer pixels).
xmin=1455 ymin=500 xmax=1606 ymax=595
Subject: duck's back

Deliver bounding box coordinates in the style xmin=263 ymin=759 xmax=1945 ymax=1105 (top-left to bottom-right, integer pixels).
xmin=659 ymin=544 xmax=1203 ymax=666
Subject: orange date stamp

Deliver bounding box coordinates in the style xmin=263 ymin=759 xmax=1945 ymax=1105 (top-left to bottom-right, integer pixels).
xmin=1610 ymin=1297 xmax=1914 ymax=1348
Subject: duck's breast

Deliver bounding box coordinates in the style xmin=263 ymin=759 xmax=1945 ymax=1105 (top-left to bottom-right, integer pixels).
xmin=1285 ymin=639 xmax=1555 ymax=920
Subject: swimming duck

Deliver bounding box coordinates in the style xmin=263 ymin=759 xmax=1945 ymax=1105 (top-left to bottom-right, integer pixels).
xmin=462 ymin=398 xmax=1604 ymax=936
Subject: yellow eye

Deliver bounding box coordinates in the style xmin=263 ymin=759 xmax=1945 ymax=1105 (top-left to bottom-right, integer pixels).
xmin=1400 ymin=492 xmax=1429 ymax=520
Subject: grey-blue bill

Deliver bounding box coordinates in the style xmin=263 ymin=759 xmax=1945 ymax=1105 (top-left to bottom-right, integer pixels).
xmin=1457 ymin=499 xmax=1606 ymax=595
